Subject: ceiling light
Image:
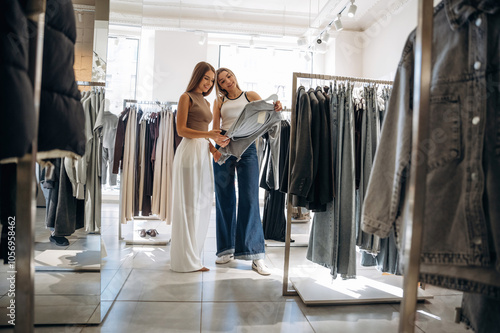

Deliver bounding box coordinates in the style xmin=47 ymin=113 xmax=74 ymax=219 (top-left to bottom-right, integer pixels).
xmin=268 ymin=46 xmax=276 ymax=56
xmin=347 ymin=1 xmax=357 ymax=18
xmin=198 ymin=33 xmax=206 ymax=45
xmin=304 ymin=52 xmax=311 ymax=62
xmin=333 ymin=14 xmax=343 ymax=31
xmin=297 ymin=37 xmax=307 ymax=47
xmin=316 ymin=42 xmax=327 ymax=53
xmin=322 ymin=31 xmax=330 ymax=43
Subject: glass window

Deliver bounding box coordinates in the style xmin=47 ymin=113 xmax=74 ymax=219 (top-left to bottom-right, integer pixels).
xmin=218 ymin=46 xmax=312 ymax=110
xmin=105 ymin=37 xmax=139 ymax=114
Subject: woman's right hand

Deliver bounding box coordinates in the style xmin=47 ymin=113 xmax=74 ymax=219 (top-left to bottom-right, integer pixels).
xmin=209 ymin=130 xmax=230 ymax=147
xmin=207 ymin=129 xmax=222 ymax=140
xmin=215 ymin=135 xmax=230 ymax=148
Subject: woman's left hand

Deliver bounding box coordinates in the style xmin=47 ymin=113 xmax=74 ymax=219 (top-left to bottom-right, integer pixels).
xmin=274 ymin=100 xmax=282 ymax=112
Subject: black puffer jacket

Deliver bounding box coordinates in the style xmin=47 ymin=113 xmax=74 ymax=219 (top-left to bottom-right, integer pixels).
xmin=37 ymin=0 xmax=85 ymax=158
xmin=0 ymin=0 xmax=85 ymax=161
xmin=0 ymin=0 xmax=36 ymax=160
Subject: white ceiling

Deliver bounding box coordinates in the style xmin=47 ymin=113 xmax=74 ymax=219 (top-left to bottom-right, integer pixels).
xmin=109 ymin=0 xmax=414 ymax=39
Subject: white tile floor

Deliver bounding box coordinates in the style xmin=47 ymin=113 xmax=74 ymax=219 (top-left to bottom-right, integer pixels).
xmin=0 ymin=202 xmax=472 ymax=332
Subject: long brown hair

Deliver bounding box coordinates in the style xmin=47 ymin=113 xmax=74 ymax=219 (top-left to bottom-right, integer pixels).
xmin=185 ymin=61 xmax=216 ymax=96
xmin=215 ymin=67 xmax=241 ymax=104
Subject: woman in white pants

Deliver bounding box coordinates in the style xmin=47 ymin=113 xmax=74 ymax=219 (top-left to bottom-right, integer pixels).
xmin=170 ymin=62 xmax=229 ymax=272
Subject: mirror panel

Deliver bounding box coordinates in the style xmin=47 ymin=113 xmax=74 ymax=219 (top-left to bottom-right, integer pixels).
xmin=0 ymin=0 xmax=108 ymax=326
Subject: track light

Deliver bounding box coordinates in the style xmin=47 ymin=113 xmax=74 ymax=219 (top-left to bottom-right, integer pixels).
xmin=322 ymin=31 xmax=330 ymax=43
xmin=333 ymin=14 xmax=343 ymax=31
xmin=297 ymin=37 xmax=307 ymax=47
xmin=198 ymin=33 xmax=206 ymax=45
xmin=347 ymin=1 xmax=357 ymax=18
xmin=304 ymin=52 xmax=311 ymax=62
xmin=268 ymin=46 xmax=276 ymax=56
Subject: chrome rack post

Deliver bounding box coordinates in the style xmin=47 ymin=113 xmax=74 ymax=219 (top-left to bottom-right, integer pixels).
xmin=283 ymin=72 xmax=299 ymax=296
xmin=399 ymin=0 xmax=433 ymax=332
xmin=15 ymin=1 xmax=46 ymax=332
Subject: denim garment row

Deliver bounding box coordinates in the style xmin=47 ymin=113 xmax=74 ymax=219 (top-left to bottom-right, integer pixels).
xmin=361 ymin=0 xmax=500 ymax=298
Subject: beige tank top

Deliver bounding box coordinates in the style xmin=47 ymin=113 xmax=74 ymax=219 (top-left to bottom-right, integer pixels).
xmin=185 ymin=92 xmax=212 ymax=131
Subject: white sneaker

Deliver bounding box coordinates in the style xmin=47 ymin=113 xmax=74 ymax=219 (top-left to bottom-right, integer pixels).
xmin=215 ymin=254 xmax=234 ymax=264
xmin=252 ymin=259 xmax=271 ymax=275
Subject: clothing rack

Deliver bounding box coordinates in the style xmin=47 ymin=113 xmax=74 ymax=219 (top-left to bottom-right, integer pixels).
xmin=16 ymin=1 xmax=46 ymax=331
xmin=284 ymin=2 xmax=433 ymax=332
xmin=117 ymin=99 xmax=175 ymax=244
xmin=283 ymin=71 xmax=394 ymax=297
xmin=284 ymin=72 xmax=432 ymax=307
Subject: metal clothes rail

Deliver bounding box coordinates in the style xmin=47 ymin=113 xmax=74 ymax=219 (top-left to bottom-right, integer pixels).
xmin=123 ymin=99 xmax=177 ymax=111
xmin=76 ymin=81 xmax=106 ymax=86
xmin=292 ymin=72 xmax=394 ymax=85
xmin=77 ymin=81 xmax=105 ymax=92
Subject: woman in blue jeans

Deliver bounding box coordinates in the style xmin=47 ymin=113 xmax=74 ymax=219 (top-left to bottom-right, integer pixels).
xmin=212 ymin=67 xmax=282 ymax=275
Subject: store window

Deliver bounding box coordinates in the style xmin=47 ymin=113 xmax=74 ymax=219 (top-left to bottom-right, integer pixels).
xmin=218 ymin=45 xmax=312 ymax=110
xmin=105 ymin=37 xmax=139 ymax=114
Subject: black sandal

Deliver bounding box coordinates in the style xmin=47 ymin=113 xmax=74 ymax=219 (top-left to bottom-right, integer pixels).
xmin=146 ymin=229 xmax=159 ymax=237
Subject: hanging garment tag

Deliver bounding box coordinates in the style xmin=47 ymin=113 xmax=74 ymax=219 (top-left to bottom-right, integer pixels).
xmin=257 ymin=111 xmax=266 ymax=124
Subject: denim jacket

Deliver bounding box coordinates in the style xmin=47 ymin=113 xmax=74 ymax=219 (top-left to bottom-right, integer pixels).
xmin=362 ymin=0 xmax=500 ymax=297
xmin=217 ymin=99 xmax=281 ymax=165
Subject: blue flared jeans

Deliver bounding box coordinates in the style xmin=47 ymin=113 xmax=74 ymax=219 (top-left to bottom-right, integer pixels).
xmin=213 ymin=142 xmax=265 ymax=260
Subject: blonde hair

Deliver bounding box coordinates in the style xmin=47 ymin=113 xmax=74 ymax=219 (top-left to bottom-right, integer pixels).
xmin=185 ymin=62 xmax=216 ymax=96
xmin=215 ymin=67 xmax=241 ymax=104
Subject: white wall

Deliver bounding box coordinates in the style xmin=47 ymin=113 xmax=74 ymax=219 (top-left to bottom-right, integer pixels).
xmin=152 ymin=31 xmax=208 ymax=103
xmin=361 ymin=0 xmax=418 ymax=80
xmin=93 ymin=20 xmax=109 ymax=62
xmin=332 ymin=31 xmax=364 ymax=77
xmin=136 ymin=28 xmax=155 ymax=101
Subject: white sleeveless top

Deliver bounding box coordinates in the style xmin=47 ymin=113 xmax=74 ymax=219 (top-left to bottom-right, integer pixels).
xmin=220 ymin=91 xmax=250 ymax=130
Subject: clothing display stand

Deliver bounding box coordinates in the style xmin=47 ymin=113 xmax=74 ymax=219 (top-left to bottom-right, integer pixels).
xmin=14 ymin=1 xmax=46 ymax=331
xmin=398 ymin=0 xmax=433 ymax=332
xmin=283 ymin=72 xmax=432 ymax=306
xmin=117 ymin=99 xmax=176 ymax=245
